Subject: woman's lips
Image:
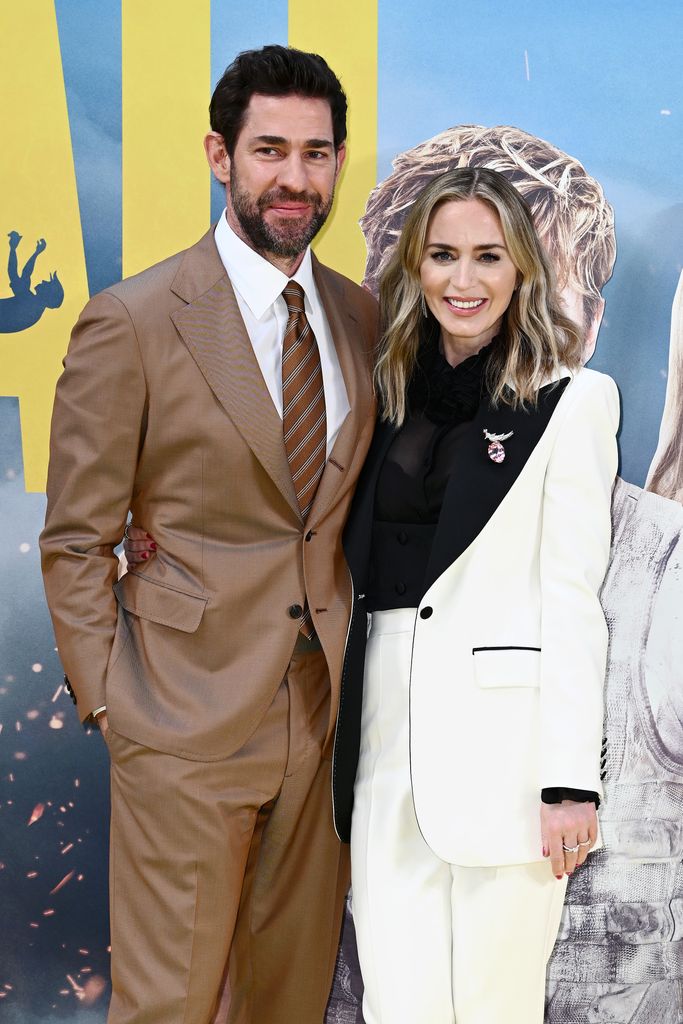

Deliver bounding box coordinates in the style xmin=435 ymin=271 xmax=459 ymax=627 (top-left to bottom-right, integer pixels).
xmin=443 ymin=296 xmax=488 ymax=317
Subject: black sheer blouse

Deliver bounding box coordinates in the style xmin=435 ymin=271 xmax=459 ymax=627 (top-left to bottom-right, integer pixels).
xmin=367 ymin=332 xmax=488 ymax=612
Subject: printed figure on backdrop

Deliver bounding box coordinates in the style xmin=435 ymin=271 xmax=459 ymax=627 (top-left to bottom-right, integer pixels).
xmin=324 ymin=124 xmax=682 ymax=1024
xmin=40 ymin=45 xmax=378 ymax=1024
xmin=127 ymin=162 xmax=619 ymax=1024
xmin=0 ymin=230 xmax=64 ymax=333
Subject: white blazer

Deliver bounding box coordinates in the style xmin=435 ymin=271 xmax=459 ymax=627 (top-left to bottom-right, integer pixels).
xmin=408 ymin=367 xmax=620 ymax=865
xmin=334 ymin=366 xmax=620 ymax=861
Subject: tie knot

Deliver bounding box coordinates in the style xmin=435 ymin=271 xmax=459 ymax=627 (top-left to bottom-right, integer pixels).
xmin=283 ymin=281 xmax=306 ymax=316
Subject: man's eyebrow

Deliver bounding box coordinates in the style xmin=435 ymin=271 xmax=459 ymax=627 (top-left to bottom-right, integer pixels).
xmin=250 ymin=135 xmax=334 ymax=149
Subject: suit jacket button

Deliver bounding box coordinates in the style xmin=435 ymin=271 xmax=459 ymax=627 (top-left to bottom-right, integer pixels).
xmin=395 ymin=582 xmax=407 ymax=596
xmin=397 ymin=530 xmax=408 ymax=545
xmin=288 ymin=604 xmax=303 ymax=619
xmin=420 ymin=606 xmax=433 ymax=619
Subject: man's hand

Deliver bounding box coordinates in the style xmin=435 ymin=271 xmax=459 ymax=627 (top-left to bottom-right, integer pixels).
xmin=541 ymin=799 xmax=597 ymax=879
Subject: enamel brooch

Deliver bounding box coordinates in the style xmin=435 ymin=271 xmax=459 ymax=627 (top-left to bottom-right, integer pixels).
xmin=483 ymin=428 xmax=514 ymax=463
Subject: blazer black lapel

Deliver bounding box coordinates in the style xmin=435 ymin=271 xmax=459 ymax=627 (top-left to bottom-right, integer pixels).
xmin=424 ymin=379 xmax=570 ymax=592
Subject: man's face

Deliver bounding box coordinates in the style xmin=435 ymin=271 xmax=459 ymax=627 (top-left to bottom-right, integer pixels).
xmin=222 ymin=93 xmax=345 ymax=260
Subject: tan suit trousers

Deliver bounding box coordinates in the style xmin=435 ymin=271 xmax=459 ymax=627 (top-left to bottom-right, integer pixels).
xmin=106 ymin=648 xmax=349 ymax=1024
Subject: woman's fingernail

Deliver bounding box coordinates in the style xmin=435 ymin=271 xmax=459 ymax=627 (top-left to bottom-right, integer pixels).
xmin=556 ymin=875 xmax=563 ymax=880
xmin=150 ymin=542 xmax=157 ymax=550
xmin=142 ymin=552 xmax=149 ymax=560
xmin=542 ymin=845 xmax=548 ymax=857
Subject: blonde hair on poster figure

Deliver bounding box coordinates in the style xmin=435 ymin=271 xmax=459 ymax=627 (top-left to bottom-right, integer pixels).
xmin=362 ymin=124 xmax=616 ymax=360
xmin=646 ymin=269 xmax=683 ymax=503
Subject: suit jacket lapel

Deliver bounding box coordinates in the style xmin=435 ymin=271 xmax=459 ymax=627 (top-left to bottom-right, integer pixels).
xmin=306 ymin=257 xmax=375 ymax=526
xmin=342 ymin=417 xmax=397 ymax=590
xmin=170 ymin=229 xmax=300 ymax=517
xmin=423 ymin=378 xmax=570 ymax=592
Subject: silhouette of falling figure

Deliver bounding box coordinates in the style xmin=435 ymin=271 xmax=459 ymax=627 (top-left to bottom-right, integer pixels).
xmin=0 ymin=231 xmax=64 ymax=333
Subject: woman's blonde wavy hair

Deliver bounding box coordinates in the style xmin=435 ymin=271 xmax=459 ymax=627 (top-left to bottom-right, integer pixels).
xmin=375 ymin=166 xmax=584 ymax=425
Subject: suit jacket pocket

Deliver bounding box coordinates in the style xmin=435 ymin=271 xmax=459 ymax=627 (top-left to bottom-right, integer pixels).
xmin=472 ymin=647 xmax=541 ymax=688
xmin=113 ymin=571 xmax=207 ymax=633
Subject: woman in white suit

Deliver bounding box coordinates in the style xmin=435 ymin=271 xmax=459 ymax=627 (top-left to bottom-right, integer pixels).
xmin=125 ymin=167 xmax=619 ymax=1023
xmin=332 ymin=167 xmax=619 ymax=1024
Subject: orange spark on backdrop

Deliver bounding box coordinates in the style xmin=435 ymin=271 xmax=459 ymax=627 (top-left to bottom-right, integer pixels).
xmin=27 ymin=802 xmax=45 ymax=826
xmin=50 ymin=870 xmax=75 ymax=895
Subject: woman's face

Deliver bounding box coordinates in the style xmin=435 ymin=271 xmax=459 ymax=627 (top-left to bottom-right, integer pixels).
xmin=419 ymin=198 xmax=519 ymax=364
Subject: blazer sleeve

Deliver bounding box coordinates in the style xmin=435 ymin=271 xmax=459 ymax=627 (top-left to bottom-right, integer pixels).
xmin=538 ymin=372 xmax=620 ymax=794
xmin=40 ymin=291 xmax=148 ymax=720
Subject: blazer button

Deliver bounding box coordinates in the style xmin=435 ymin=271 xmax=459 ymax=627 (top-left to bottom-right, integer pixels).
xmin=395 ymin=581 xmax=407 ymax=596
xmin=305 ymin=530 xmax=314 ymax=542
xmin=397 ymin=530 xmax=408 ymax=545
xmin=419 ymin=606 xmax=433 ymax=619
xmin=288 ymin=604 xmax=303 ymax=619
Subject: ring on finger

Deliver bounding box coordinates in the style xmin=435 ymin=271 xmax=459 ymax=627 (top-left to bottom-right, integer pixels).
xmin=124 ymin=523 xmax=133 ymax=540
xmin=562 ymin=843 xmax=580 ymax=854
xmin=578 ymin=839 xmax=592 ymax=848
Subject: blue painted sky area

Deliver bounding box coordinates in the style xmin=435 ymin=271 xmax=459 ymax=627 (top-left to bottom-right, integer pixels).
xmin=56 ymin=0 xmax=121 ymax=297
xmin=377 ymin=0 xmax=683 ymax=485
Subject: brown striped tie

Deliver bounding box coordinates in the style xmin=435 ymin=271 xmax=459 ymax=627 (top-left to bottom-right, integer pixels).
xmin=282 ymin=281 xmax=327 ymax=638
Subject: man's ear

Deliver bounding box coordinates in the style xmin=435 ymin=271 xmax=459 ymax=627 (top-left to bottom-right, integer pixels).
xmin=204 ymin=132 xmax=231 ymax=184
xmin=334 ymin=141 xmax=347 ymax=182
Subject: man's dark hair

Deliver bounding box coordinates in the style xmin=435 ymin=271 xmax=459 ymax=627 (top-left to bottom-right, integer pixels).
xmin=210 ymin=45 xmax=347 ymax=156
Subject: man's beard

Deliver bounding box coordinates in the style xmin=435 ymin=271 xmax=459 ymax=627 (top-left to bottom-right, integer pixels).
xmin=230 ymin=173 xmax=334 ymax=258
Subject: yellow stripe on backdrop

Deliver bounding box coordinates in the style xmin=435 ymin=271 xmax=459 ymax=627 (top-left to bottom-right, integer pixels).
xmin=0 ymin=2 xmax=89 ymax=493
xmin=122 ymin=0 xmax=210 ymax=277
xmin=289 ymin=0 xmax=378 ymax=284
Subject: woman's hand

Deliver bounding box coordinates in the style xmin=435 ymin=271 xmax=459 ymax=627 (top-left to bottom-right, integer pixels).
xmin=123 ymin=524 xmax=157 ymax=566
xmin=541 ymin=799 xmax=597 ymax=879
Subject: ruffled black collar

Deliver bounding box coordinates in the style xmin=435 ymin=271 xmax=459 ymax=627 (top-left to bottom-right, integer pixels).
xmin=408 ymin=325 xmax=493 ymax=425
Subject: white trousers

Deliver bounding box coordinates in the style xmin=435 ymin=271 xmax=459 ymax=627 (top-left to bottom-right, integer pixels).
xmin=350 ymin=608 xmax=568 ymax=1024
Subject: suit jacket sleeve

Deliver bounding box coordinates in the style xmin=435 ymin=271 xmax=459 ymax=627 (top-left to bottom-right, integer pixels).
xmin=538 ymin=372 xmax=620 ymax=794
xmin=40 ymin=291 xmax=147 ymax=720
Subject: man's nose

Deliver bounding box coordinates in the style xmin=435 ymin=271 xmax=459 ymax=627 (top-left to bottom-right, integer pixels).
xmin=276 ymin=154 xmax=309 ymax=193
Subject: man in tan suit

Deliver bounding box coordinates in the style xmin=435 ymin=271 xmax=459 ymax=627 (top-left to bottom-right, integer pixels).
xmin=40 ymin=45 xmax=377 ymax=1024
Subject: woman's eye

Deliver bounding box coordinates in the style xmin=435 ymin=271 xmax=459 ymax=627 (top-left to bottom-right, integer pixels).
xmin=432 ymin=251 xmax=454 ymax=262
xmin=479 ymin=252 xmax=500 ymax=263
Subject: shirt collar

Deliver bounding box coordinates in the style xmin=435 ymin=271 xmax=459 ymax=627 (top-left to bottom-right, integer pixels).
xmin=214 ymin=210 xmax=315 ymax=320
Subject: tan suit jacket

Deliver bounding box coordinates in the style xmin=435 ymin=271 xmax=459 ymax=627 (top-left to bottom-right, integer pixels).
xmin=40 ymin=228 xmax=378 ymax=760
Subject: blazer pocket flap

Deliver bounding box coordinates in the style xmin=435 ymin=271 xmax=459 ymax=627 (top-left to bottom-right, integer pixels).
xmin=114 ymin=572 xmax=207 ymax=633
xmin=473 ymin=647 xmax=541 ymax=688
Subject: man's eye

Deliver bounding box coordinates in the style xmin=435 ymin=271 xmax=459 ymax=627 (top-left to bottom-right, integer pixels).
xmin=257 ymin=147 xmax=280 ymax=156
xmin=306 ymin=151 xmax=328 ymax=160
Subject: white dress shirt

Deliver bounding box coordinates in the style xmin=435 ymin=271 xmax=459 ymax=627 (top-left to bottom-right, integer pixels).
xmin=214 ymin=211 xmax=350 ymax=456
